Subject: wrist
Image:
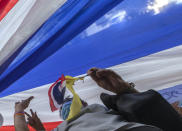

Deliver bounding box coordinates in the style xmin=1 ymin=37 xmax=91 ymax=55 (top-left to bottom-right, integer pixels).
xmin=14 ymin=111 xmax=25 ymax=117
xmin=15 ymin=109 xmax=24 ymax=112
xmin=116 ymin=82 xmax=138 ymax=95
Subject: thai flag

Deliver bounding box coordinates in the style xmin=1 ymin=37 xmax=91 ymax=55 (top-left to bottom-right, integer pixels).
xmin=0 ymin=0 xmax=182 ymax=130
xmin=48 ymin=75 xmax=66 ymax=112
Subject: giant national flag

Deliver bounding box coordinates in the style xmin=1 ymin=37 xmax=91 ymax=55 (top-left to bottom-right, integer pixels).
xmin=0 ymin=0 xmax=182 ymax=130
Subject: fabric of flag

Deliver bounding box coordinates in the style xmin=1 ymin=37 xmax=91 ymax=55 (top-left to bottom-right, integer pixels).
xmin=48 ymin=75 xmax=66 ymax=112
xmin=0 ymin=0 xmax=18 ymax=21
xmin=0 ymin=0 xmax=182 ymax=130
xmin=64 ymin=75 xmax=83 ymax=120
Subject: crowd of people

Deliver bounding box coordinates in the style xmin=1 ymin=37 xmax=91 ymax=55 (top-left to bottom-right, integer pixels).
xmin=12 ymin=68 xmax=182 ymax=131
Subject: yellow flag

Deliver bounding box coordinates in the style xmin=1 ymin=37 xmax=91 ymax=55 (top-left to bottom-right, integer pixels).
xmin=65 ymin=76 xmax=83 ymax=120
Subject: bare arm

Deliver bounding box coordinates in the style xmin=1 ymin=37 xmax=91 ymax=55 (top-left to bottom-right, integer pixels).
xmin=14 ymin=114 xmax=29 ymax=131
xmin=87 ymin=67 xmax=138 ymax=94
xmin=14 ymin=96 xmax=34 ymax=131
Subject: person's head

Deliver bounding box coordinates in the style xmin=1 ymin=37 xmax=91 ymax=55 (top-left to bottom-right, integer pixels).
xmin=59 ymin=98 xmax=88 ymax=120
xmin=59 ymin=98 xmax=72 ymax=120
xmin=0 ymin=113 xmax=3 ymax=127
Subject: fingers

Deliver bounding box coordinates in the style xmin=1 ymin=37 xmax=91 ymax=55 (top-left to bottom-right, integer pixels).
xmin=25 ymin=96 xmax=34 ymax=103
xmin=22 ymin=96 xmax=34 ymax=108
xmin=30 ymin=109 xmax=35 ymax=117
xmin=34 ymin=112 xmax=39 ymax=119
xmin=172 ymin=101 xmax=179 ymax=108
xmin=88 ymin=68 xmax=117 ymax=88
xmin=88 ymin=68 xmax=111 ymax=78
xmin=34 ymin=112 xmax=41 ymax=122
xmin=88 ymin=68 xmax=110 ymax=89
xmin=88 ymin=68 xmax=121 ymax=79
xmin=35 ymin=112 xmax=38 ymax=118
xmin=171 ymin=101 xmax=182 ymax=114
xmin=87 ymin=67 xmax=99 ymax=75
xmin=87 ymin=67 xmax=100 ymax=82
xmin=29 ymin=110 xmax=41 ymax=123
xmin=25 ymin=112 xmax=33 ymax=126
xmin=15 ymin=96 xmax=34 ymax=105
xmin=87 ymin=67 xmax=127 ymax=94
xmin=25 ymin=112 xmax=31 ymax=118
xmin=25 ymin=109 xmax=36 ymax=118
xmin=87 ymin=68 xmax=111 ymax=80
xmin=22 ymin=96 xmax=34 ymax=103
xmin=179 ymin=106 xmax=182 ymax=115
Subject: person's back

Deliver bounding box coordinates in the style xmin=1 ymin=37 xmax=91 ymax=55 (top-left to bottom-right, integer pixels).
xmin=53 ymin=104 xmax=161 ymax=131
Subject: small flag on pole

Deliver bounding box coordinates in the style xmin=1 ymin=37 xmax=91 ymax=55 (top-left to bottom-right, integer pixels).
xmin=48 ymin=75 xmax=66 ymax=112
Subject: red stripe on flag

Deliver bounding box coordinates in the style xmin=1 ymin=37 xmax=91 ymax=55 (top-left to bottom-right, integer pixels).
xmin=0 ymin=121 xmax=63 ymax=131
xmin=0 ymin=0 xmax=19 ymax=21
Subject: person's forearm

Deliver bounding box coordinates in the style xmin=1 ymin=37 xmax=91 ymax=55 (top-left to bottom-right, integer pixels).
xmin=14 ymin=115 xmax=29 ymax=131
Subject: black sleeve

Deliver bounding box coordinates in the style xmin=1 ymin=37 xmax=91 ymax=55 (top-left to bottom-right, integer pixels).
xmin=101 ymin=90 xmax=182 ymax=131
xmin=125 ymin=126 xmax=163 ymax=131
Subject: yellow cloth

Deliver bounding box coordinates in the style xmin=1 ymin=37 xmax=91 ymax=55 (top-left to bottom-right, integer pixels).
xmin=65 ymin=76 xmax=83 ymax=120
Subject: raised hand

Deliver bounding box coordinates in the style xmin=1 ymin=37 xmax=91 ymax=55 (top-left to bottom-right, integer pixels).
xmin=87 ymin=68 xmax=137 ymax=94
xmin=15 ymin=96 xmax=34 ymax=112
xmin=25 ymin=109 xmax=45 ymax=131
xmin=172 ymin=101 xmax=182 ymax=115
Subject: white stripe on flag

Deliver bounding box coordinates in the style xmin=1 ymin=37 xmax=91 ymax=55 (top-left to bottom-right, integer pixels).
xmin=0 ymin=0 xmax=36 ymax=51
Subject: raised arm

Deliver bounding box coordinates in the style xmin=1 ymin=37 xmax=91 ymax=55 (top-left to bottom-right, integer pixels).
xmin=14 ymin=96 xmax=34 ymax=131
xmin=87 ymin=67 xmax=138 ymax=94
